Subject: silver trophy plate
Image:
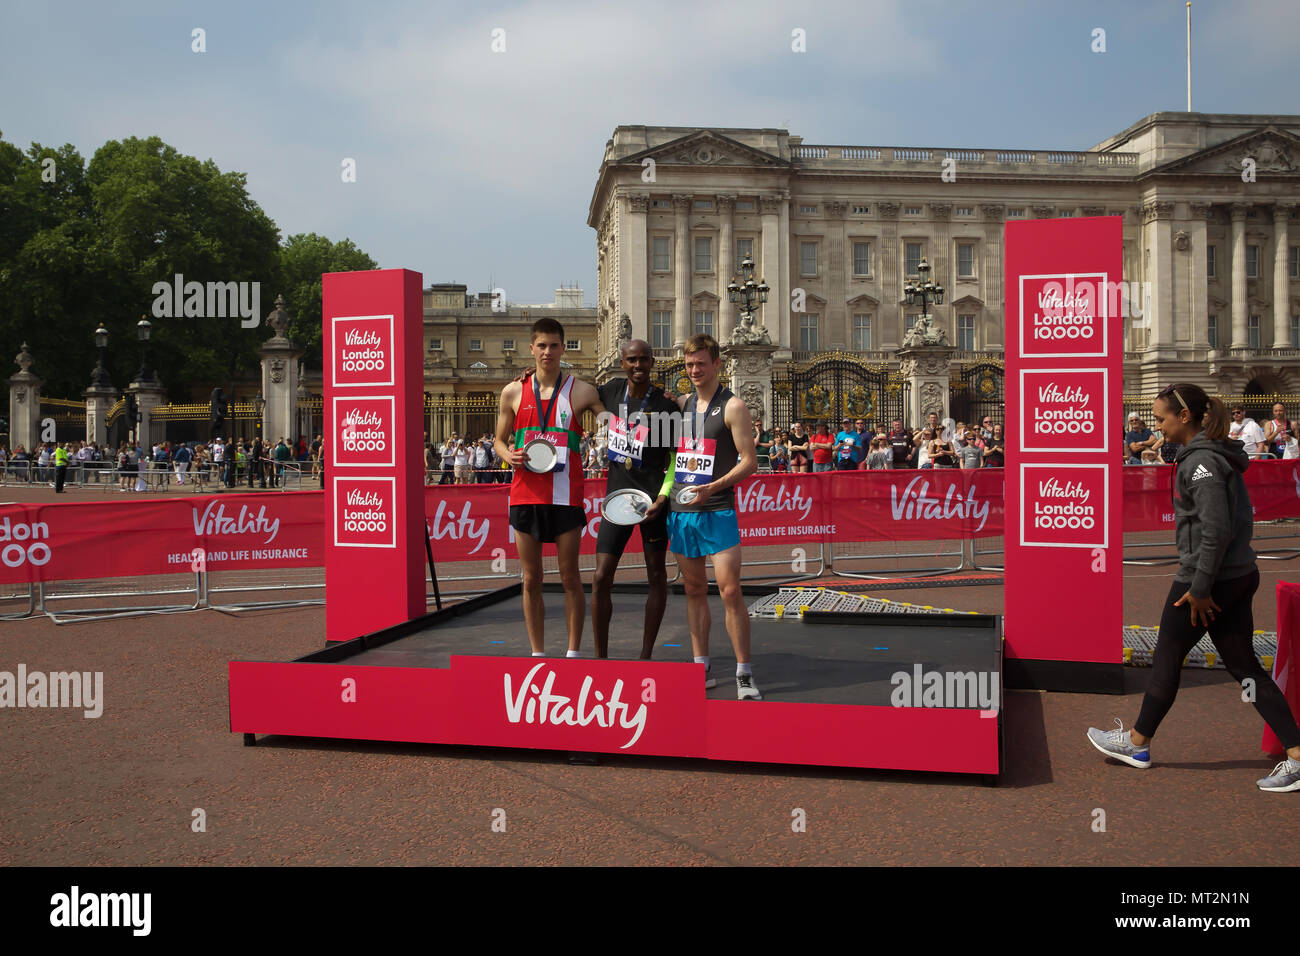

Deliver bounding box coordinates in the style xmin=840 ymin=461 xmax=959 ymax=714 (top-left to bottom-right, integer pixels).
xmin=602 ymin=488 xmax=653 ymax=526
xmin=522 ymin=438 xmax=558 ymax=473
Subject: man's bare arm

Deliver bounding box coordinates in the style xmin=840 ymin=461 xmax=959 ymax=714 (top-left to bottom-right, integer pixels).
xmin=709 ymin=397 xmax=758 ymax=493
xmin=494 ymin=382 xmax=526 ymax=468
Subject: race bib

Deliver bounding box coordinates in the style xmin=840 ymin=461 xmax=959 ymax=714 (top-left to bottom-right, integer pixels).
xmin=520 ymin=429 xmax=570 ymax=468
xmin=675 ymin=437 xmax=716 ymax=485
xmin=607 ymin=415 xmax=649 ymax=466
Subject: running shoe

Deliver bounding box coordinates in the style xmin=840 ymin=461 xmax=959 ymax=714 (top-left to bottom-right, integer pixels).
xmin=704 ymin=670 xmax=717 ymax=690
xmin=736 ymin=673 xmax=762 ymax=701
xmin=1086 ymin=718 xmax=1151 ymax=768
xmin=1256 ymin=757 xmax=1300 ymax=792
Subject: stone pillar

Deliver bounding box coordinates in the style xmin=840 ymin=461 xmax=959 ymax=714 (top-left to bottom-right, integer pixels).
xmin=724 ymin=344 xmax=778 ymax=428
xmin=897 ymin=344 xmax=955 ymax=429
xmin=1230 ymin=203 xmax=1249 ymax=350
xmin=128 ymin=381 xmax=167 ymax=447
xmin=1188 ymin=202 xmax=1212 ymax=349
xmin=717 ymin=195 xmax=736 ymax=342
xmin=83 ymin=386 xmax=117 ymax=447
xmin=626 ymin=194 xmax=649 ymax=343
xmin=930 ymin=203 xmax=952 ymax=341
xmin=1274 ymin=203 xmax=1293 ymax=348
xmin=1142 ymin=200 xmax=1176 ymax=357
xmin=759 ymin=196 xmax=782 ymax=348
xmin=879 ymin=203 xmax=901 ymax=349
xmin=7 ymin=343 xmax=43 ymax=452
xmin=673 ymin=194 xmax=692 ymax=346
xmin=777 ymin=191 xmax=791 ymax=349
xmin=825 ymin=201 xmax=847 ymax=345
xmin=981 ymin=205 xmax=1006 ymax=349
xmin=259 ymin=295 xmax=302 ymax=443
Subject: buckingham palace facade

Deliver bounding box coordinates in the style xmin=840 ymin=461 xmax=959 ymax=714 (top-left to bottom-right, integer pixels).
xmin=588 ymin=112 xmax=1300 ymax=398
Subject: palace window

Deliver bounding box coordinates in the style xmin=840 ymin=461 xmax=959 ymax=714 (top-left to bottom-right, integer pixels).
xmin=652 ymin=311 xmax=672 ymax=350
xmin=800 ymin=314 xmax=819 ymax=351
xmin=651 ymin=199 xmax=671 ymax=209
xmin=736 ymin=238 xmax=754 ymax=263
xmin=694 ymin=311 xmax=714 ymax=337
xmin=1006 ymin=208 xmax=1025 ymax=218
xmin=852 ymin=205 xmax=871 ymax=215
xmin=1207 ymin=314 xmax=1218 ymax=349
xmin=1207 ymin=245 xmax=1216 ymax=279
xmin=469 ymin=339 xmax=482 ymax=351
xmin=735 ymin=200 xmax=755 ymax=211
xmin=1290 ymin=245 xmax=1298 ymax=278
xmin=957 ymin=315 xmax=975 ymax=351
xmin=428 ymin=338 xmax=442 ymax=351
xmin=800 ymin=242 xmax=818 ymax=276
xmin=853 ymin=242 xmax=871 ymax=276
xmin=957 ymin=243 xmax=975 ymax=278
xmin=853 ymin=314 xmax=872 ymax=350
xmin=694 ymin=199 xmax=713 ymax=210
xmin=502 ymin=339 xmax=515 ymax=351
xmin=904 ymin=206 xmax=922 ymax=216
xmin=956 ymin=207 xmax=974 ymax=217
xmin=652 ymin=236 xmax=670 ymax=271
xmin=1247 ymin=245 xmax=1259 ymax=279
xmin=1291 ymin=315 xmax=1300 ymax=348
xmin=905 ymin=243 xmax=923 ymax=276
xmin=1249 ymin=315 xmax=1260 ymax=349
xmin=799 ymin=205 xmax=818 ymax=214
xmin=694 ymin=237 xmax=712 ymax=272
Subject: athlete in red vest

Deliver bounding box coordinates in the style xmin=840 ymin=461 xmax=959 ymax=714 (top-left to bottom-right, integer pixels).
xmin=494 ymin=318 xmax=605 ymax=657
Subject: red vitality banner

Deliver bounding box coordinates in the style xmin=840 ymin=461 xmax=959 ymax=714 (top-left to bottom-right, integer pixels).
xmin=0 ymin=492 xmax=324 ymax=585
xmin=3 ymin=464 xmax=1299 ymax=584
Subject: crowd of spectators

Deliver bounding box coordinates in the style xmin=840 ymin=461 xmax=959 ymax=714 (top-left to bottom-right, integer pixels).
xmin=0 ymin=435 xmax=324 ymax=489
xmin=1125 ymin=402 xmax=1296 ymax=464
xmin=753 ymin=411 xmax=1006 ymax=472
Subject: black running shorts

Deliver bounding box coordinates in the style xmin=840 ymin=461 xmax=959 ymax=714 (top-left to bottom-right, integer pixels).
xmin=596 ymin=511 xmax=669 ymax=555
xmin=508 ymin=504 xmax=586 ymax=543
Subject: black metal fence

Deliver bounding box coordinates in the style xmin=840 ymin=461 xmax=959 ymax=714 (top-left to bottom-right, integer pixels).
xmin=771 ymin=353 xmax=909 ymax=430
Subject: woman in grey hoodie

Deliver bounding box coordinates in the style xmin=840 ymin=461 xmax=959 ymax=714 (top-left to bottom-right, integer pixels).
xmin=1088 ymin=383 xmax=1300 ymax=792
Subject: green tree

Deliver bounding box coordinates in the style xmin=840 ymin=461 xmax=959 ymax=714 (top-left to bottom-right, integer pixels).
xmin=278 ymin=233 xmax=379 ymax=369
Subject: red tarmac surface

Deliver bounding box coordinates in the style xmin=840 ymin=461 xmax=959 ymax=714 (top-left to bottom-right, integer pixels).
xmin=2 ymin=482 xmax=1298 ymax=865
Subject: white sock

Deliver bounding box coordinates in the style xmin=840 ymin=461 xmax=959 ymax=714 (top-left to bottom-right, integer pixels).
xmin=737 ymin=662 xmax=752 ymax=677
xmin=694 ymin=655 xmax=710 ymax=672
xmin=566 ymin=650 xmax=580 ymax=658
xmin=531 ymin=651 xmax=545 ymax=657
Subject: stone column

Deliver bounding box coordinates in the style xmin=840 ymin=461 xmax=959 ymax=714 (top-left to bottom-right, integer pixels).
xmin=724 ymin=344 xmax=778 ymax=429
xmin=879 ymin=203 xmax=901 ymax=348
xmin=1230 ymin=203 xmax=1249 ymax=350
xmin=673 ymin=194 xmax=692 ymax=346
xmin=626 ymin=194 xmax=649 ymax=343
xmin=1142 ymin=200 xmax=1176 ymax=356
xmin=759 ymin=196 xmax=782 ymax=349
xmin=83 ymin=386 xmax=116 ymax=447
xmin=7 ymin=343 xmax=43 ymax=453
xmin=825 ymin=201 xmax=847 ymax=345
xmin=128 ymin=381 xmax=167 ymax=447
xmin=777 ymin=191 xmax=791 ymax=349
xmin=981 ymin=205 xmax=1005 ymax=349
xmin=897 ymin=344 xmax=955 ymax=428
xmin=717 ymin=195 xmax=736 ymax=342
xmin=1187 ymin=203 xmax=1212 ymax=349
xmin=1274 ymin=203 xmax=1293 ymax=348
xmin=259 ymin=295 xmax=302 ymax=442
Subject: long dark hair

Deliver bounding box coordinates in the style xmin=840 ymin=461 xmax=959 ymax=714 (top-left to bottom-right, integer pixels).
xmin=1156 ymin=383 xmax=1229 ymax=440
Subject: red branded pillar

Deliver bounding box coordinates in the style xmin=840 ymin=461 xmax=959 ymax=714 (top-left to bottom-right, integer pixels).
xmin=1262 ymin=582 xmax=1300 ymax=757
xmin=322 ymin=269 xmax=425 ymax=642
xmin=1004 ymin=217 xmax=1124 ymax=692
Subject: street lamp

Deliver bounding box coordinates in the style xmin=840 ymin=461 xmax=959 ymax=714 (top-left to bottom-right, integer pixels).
xmin=90 ymin=324 xmax=112 ymax=388
xmin=135 ymin=316 xmax=154 ymax=383
xmin=254 ymin=391 xmax=266 ymax=437
xmin=904 ymin=258 xmax=945 ymax=318
xmin=727 ymin=254 xmax=770 ymax=323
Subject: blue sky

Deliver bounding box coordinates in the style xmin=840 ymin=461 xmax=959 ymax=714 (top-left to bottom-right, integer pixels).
xmin=2 ymin=0 xmax=1296 ymax=304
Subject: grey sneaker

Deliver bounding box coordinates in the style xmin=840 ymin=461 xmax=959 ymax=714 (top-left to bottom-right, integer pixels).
xmin=1256 ymin=758 xmax=1300 ymax=792
xmin=704 ymin=670 xmax=717 ymax=690
xmin=1086 ymin=718 xmax=1151 ymax=769
xmin=736 ymin=673 xmax=762 ymax=700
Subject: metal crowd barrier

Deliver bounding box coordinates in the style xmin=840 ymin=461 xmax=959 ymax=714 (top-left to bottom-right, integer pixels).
xmin=827 ymin=535 xmax=970 ymax=579
xmin=36 ymin=571 xmax=205 ymax=624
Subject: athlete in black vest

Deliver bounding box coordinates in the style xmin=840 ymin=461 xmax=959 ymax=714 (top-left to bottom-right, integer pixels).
xmin=593 ymin=340 xmax=681 ymax=659
xmin=668 ymin=334 xmax=761 ymax=700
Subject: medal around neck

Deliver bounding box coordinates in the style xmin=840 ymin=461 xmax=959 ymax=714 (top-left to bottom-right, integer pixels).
xmin=522 ymin=438 xmax=558 ymax=473
xmin=602 ymin=488 xmax=653 ymax=526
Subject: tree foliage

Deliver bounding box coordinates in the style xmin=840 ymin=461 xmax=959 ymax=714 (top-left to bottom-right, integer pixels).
xmin=0 ymin=131 xmax=378 ymax=401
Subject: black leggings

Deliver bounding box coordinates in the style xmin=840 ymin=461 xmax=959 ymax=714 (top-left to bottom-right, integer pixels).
xmin=1135 ymin=569 xmax=1300 ymax=749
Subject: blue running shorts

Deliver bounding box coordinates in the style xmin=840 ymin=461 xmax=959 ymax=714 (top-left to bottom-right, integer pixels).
xmin=667 ymin=509 xmax=741 ymax=558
